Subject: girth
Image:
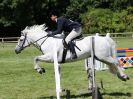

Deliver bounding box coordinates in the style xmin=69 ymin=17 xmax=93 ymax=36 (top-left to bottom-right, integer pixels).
xmin=61 ymin=41 xmax=81 ymax=63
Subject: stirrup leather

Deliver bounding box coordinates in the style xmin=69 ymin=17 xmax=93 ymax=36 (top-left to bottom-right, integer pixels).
xmin=68 ymin=41 xmax=77 ymax=59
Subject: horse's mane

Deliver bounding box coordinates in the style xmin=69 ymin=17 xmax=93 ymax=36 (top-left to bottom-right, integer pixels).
xmin=22 ymin=24 xmax=48 ymax=34
xmin=22 ymin=24 xmax=64 ymax=39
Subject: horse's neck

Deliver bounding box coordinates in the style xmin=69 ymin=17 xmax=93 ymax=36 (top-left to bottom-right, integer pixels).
xmin=27 ymin=33 xmax=45 ymax=48
xmin=29 ymin=33 xmax=44 ymax=42
xmin=29 ymin=34 xmax=63 ymax=51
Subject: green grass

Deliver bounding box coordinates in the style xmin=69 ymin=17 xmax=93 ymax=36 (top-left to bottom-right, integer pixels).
xmin=0 ymin=38 xmax=133 ymax=99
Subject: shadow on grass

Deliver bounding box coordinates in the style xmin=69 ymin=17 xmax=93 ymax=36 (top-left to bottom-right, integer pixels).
xmin=38 ymin=90 xmax=132 ymax=99
xmin=103 ymin=92 xmax=132 ymax=97
xmin=38 ymin=90 xmax=92 ymax=99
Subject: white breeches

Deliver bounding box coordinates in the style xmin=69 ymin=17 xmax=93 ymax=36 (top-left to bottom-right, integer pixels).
xmin=65 ymin=27 xmax=82 ymax=44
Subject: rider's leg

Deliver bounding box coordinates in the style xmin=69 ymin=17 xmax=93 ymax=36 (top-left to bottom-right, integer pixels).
xmin=65 ymin=28 xmax=82 ymax=44
xmin=68 ymin=41 xmax=77 ymax=59
xmin=62 ymin=39 xmax=69 ymax=49
xmin=65 ymin=28 xmax=81 ymax=59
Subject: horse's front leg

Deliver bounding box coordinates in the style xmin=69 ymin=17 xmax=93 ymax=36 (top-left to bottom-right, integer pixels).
xmin=34 ymin=54 xmax=51 ymax=74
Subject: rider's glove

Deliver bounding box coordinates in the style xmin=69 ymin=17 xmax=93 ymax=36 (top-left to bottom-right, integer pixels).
xmin=47 ymin=31 xmax=53 ymax=37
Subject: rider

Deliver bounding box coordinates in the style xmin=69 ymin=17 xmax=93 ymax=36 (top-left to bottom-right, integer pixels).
xmin=47 ymin=11 xmax=82 ymax=59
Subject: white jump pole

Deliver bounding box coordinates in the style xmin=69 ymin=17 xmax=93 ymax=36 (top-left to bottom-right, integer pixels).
xmin=54 ymin=64 xmax=61 ymax=99
xmin=90 ymin=36 xmax=96 ymax=88
xmin=53 ymin=45 xmax=61 ymax=99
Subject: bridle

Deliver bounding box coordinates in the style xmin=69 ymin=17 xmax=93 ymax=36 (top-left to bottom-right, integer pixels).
xmin=17 ymin=34 xmax=30 ymax=50
xmin=17 ymin=33 xmax=48 ymax=51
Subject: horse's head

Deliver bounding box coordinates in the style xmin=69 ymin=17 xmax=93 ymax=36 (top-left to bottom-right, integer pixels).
xmin=15 ymin=24 xmax=48 ymax=54
xmin=15 ymin=27 xmax=30 ymax=54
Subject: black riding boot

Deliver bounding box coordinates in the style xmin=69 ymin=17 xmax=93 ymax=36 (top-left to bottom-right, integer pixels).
xmin=63 ymin=39 xmax=69 ymax=49
xmin=68 ymin=41 xmax=77 ymax=59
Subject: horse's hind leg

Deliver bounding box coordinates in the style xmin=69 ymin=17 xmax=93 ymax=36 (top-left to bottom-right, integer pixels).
xmin=85 ymin=59 xmax=93 ymax=91
xmin=99 ymin=56 xmax=129 ymax=81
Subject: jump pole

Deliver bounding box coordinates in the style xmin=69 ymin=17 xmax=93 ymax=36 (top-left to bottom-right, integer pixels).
xmin=117 ymin=48 xmax=133 ymax=50
xmin=90 ymin=36 xmax=103 ymax=99
xmin=90 ymin=37 xmax=96 ymax=89
xmin=116 ymin=48 xmax=133 ymax=68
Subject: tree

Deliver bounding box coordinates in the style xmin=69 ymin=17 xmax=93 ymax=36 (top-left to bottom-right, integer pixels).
xmin=65 ymin=0 xmax=89 ymax=22
xmin=81 ymin=8 xmax=133 ymax=34
xmin=0 ymin=0 xmax=133 ymax=36
xmin=0 ymin=0 xmax=70 ymax=37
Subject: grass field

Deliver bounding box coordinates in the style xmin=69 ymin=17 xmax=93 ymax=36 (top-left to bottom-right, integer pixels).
xmin=0 ymin=38 xmax=133 ymax=99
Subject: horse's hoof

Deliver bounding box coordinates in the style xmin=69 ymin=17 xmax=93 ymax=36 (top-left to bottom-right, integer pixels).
xmin=122 ymin=75 xmax=130 ymax=81
xmin=38 ymin=68 xmax=45 ymax=74
xmin=41 ymin=68 xmax=45 ymax=73
xmin=38 ymin=70 xmax=43 ymax=74
xmin=126 ymin=76 xmax=130 ymax=80
xmin=117 ymin=74 xmax=129 ymax=81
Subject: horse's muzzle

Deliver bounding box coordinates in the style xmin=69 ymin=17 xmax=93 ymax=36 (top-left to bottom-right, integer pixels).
xmin=15 ymin=49 xmax=21 ymax=54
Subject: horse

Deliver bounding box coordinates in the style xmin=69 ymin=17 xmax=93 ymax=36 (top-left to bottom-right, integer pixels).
xmin=15 ymin=24 xmax=129 ymax=99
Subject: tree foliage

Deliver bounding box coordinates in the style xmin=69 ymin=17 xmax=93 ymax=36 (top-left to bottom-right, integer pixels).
xmin=0 ymin=0 xmax=133 ymax=36
xmin=65 ymin=0 xmax=89 ymax=22
xmin=81 ymin=7 xmax=133 ymax=34
xmin=0 ymin=0 xmax=69 ymax=36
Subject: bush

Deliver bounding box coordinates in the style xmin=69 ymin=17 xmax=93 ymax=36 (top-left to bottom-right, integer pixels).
xmin=81 ymin=8 xmax=113 ymax=33
xmin=81 ymin=8 xmax=133 ymax=34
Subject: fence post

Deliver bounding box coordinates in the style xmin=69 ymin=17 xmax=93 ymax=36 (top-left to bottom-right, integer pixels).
xmin=2 ymin=38 xmax=4 ymax=48
xmin=132 ymin=33 xmax=133 ymax=41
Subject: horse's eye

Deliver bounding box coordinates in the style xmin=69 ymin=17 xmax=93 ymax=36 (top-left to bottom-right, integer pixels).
xmin=20 ymin=39 xmax=23 ymax=41
xmin=20 ymin=36 xmax=25 ymax=41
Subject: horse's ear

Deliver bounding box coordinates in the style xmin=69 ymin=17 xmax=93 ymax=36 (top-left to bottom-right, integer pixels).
xmin=25 ymin=26 xmax=29 ymax=30
xmin=40 ymin=24 xmax=48 ymax=30
xmin=25 ymin=26 xmax=27 ymax=29
xmin=40 ymin=24 xmax=45 ymax=28
xmin=44 ymin=27 xmax=48 ymax=30
xmin=42 ymin=24 xmax=46 ymax=27
xmin=39 ymin=24 xmax=44 ymax=29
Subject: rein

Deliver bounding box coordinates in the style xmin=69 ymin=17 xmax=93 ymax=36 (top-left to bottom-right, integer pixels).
xmin=31 ymin=36 xmax=48 ymax=51
xmin=18 ymin=34 xmax=48 ymax=52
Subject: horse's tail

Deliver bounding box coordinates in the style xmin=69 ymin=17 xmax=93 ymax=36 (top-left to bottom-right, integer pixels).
xmin=105 ymin=33 xmax=120 ymax=74
xmin=105 ymin=33 xmax=117 ymax=58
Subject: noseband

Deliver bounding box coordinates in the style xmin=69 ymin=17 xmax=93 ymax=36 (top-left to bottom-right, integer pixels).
xmin=17 ymin=34 xmax=30 ymax=50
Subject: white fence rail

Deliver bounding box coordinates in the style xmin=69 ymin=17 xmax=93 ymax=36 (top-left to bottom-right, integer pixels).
xmin=0 ymin=32 xmax=133 ymax=45
xmin=85 ymin=32 xmax=133 ymax=38
xmin=0 ymin=37 xmax=19 ymax=47
xmin=0 ymin=37 xmax=19 ymax=43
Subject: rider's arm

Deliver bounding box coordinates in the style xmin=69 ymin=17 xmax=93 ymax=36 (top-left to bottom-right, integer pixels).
xmin=52 ymin=18 xmax=64 ymax=35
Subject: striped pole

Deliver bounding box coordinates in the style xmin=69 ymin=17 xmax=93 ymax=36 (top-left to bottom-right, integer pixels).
xmin=117 ymin=48 xmax=133 ymax=68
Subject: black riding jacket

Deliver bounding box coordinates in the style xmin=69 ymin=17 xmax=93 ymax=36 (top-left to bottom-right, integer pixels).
xmin=52 ymin=16 xmax=81 ymax=35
